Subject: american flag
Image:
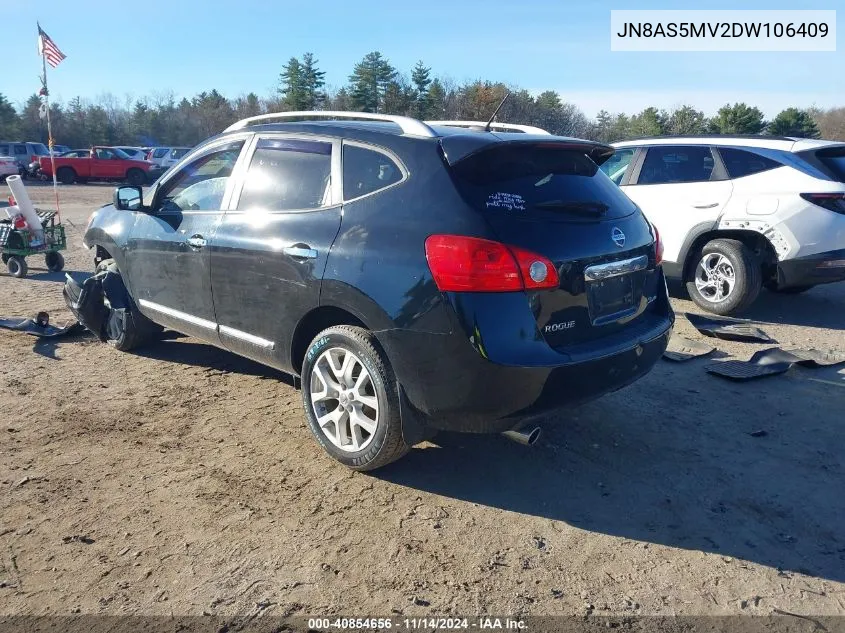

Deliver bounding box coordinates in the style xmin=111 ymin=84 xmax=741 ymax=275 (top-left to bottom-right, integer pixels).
xmin=37 ymin=24 xmax=66 ymax=68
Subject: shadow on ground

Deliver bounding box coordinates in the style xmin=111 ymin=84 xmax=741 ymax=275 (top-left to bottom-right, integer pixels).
xmin=669 ymin=280 xmax=845 ymax=330
xmin=379 ymin=361 xmax=845 ymax=583
xmin=134 ymin=336 xmax=296 ymax=386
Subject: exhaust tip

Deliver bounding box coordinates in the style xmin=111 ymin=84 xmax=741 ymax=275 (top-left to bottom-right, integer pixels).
xmin=502 ymin=427 xmax=542 ymax=446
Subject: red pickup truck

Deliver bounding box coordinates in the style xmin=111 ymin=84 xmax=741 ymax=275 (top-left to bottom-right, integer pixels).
xmin=39 ymin=147 xmax=155 ymax=186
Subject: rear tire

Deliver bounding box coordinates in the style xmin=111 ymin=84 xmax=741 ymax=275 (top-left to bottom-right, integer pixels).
xmin=57 ymin=167 xmax=76 ymax=185
xmin=6 ymin=256 xmax=27 ymax=278
xmin=301 ymin=325 xmax=410 ymax=471
xmin=45 ymin=251 xmax=64 ymax=272
xmin=126 ymin=169 xmax=146 ymax=186
xmin=686 ymin=239 xmax=761 ymax=316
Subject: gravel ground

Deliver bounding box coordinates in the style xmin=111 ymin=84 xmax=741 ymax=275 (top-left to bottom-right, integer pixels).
xmin=1 ymin=184 xmax=844 ymax=619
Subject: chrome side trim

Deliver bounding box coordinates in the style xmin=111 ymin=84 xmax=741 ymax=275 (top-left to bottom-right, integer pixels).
xmin=219 ymin=325 xmax=275 ymax=350
xmin=584 ymin=255 xmax=649 ymax=282
xmin=138 ymin=299 xmax=217 ymax=330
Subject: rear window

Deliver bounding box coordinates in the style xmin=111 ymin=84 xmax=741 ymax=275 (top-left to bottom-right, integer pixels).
xmin=451 ymin=145 xmax=638 ymax=220
xmin=814 ymin=148 xmax=845 ymax=183
xmin=718 ymin=147 xmax=781 ymax=179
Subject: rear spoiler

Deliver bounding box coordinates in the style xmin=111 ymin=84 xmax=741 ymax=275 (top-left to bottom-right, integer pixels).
xmin=439 ymin=135 xmax=615 ymax=167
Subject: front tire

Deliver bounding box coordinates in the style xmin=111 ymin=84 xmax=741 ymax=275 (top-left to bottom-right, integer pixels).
xmin=301 ymin=325 xmax=410 ymax=471
xmin=96 ymin=259 xmax=160 ymax=351
xmin=686 ymin=239 xmax=761 ymax=315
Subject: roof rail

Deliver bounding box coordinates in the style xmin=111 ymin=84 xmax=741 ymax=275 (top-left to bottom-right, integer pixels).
xmin=223 ymin=111 xmax=437 ymax=137
xmin=425 ymin=120 xmax=551 ymax=135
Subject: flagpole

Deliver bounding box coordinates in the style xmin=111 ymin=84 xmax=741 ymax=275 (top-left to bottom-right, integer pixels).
xmin=39 ymin=31 xmax=61 ymax=220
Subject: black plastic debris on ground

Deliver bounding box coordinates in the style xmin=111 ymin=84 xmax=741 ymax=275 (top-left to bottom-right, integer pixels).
xmin=684 ymin=312 xmax=775 ymax=343
xmin=0 ymin=312 xmax=83 ymax=338
xmin=663 ymin=335 xmax=716 ymax=362
xmin=706 ymin=347 xmax=845 ymax=382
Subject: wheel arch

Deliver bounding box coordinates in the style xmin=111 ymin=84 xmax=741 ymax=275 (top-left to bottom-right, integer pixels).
xmin=682 ymin=229 xmax=778 ymax=282
xmin=290 ymin=305 xmax=369 ymax=376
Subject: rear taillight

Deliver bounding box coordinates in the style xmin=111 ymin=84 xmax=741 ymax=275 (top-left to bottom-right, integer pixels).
xmin=424 ymin=235 xmax=559 ymax=292
xmin=13 ymin=215 xmax=28 ymax=230
xmin=653 ymin=224 xmax=664 ymax=265
xmin=146 ymin=151 xmax=153 ymax=160
xmin=800 ymin=193 xmax=845 ymax=215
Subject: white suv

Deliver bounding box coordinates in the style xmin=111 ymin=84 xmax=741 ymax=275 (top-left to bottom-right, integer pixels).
xmin=604 ymin=136 xmax=845 ymax=314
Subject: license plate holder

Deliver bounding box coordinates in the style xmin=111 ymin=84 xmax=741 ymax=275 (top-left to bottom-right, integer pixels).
xmin=586 ymin=275 xmax=636 ymax=324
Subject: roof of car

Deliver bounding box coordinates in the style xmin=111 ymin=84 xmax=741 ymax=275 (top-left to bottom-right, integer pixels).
xmin=613 ymin=135 xmax=842 ymax=153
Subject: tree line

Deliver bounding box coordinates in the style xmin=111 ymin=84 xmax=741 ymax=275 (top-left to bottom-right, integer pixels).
xmin=1 ymin=51 xmax=843 ymax=149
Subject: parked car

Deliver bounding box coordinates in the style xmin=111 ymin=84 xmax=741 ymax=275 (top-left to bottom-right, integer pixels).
xmin=0 ymin=155 xmax=18 ymax=181
xmin=146 ymin=146 xmax=191 ymax=168
xmin=65 ymin=112 xmax=672 ymax=470
xmin=0 ymin=141 xmax=51 ymax=176
xmin=39 ymin=146 xmax=155 ymax=185
xmin=606 ymin=135 xmax=845 ymax=314
xmin=112 ymin=146 xmax=147 ymax=161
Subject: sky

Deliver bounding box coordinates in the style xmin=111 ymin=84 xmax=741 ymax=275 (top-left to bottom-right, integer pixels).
xmin=3 ymin=0 xmax=843 ymax=119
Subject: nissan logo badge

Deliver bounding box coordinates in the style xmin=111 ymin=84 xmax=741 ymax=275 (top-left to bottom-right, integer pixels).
xmin=611 ymin=227 xmax=626 ymax=248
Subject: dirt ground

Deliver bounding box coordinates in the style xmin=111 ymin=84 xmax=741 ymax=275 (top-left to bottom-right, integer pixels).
xmin=1 ymin=184 xmax=844 ymax=619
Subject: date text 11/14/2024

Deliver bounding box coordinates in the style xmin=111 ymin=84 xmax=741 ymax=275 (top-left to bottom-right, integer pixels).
xmin=307 ymin=617 xmax=528 ymax=630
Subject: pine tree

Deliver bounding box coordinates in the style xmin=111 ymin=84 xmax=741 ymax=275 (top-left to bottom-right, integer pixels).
xmin=279 ymin=57 xmax=305 ymax=110
xmin=711 ymin=103 xmax=766 ymax=134
xmin=411 ymin=61 xmax=431 ymax=119
xmin=767 ymin=107 xmax=820 ymax=138
xmin=425 ymin=79 xmax=446 ymax=119
xmin=301 ymin=53 xmax=326 ymax=110
xmin=349 ymin=51 xmax=397 ymax=113
xmin=0 ymin=93 xmax=20 ymax=139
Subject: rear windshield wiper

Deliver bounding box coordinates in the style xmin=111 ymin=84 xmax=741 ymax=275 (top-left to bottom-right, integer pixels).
xmin=533 ymin=200 xmax=609 ymax=215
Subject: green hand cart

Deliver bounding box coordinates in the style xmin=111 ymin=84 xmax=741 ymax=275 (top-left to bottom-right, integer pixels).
xmin=0 ymin=210 xmax=67 ymax=278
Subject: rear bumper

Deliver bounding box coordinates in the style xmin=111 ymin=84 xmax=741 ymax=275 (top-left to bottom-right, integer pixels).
xmin=376 ymin=309 xmax=673 ymax=434
xmin=777 ymin=248 xmax=845 ymax=288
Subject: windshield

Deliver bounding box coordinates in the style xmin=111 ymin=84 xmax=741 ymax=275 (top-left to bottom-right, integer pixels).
xmin=451 ymin=145 xmax=638 ymax=221
xmin=111 ymin=148 xmax=132 ymax=159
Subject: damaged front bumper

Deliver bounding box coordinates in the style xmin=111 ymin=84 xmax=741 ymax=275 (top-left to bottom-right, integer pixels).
xmin=63 ymin=266 xmax=136 ymax=342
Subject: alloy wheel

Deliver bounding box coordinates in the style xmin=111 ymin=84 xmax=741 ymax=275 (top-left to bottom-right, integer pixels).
xmin=309 ymin=347 xmax=379 ymax=452
xmin=694 ymin=253 xmax=736 ymax=303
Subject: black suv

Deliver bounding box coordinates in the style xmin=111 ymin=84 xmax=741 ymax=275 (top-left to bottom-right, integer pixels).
xmin=65 ymin=112 xmax=674 ymax=470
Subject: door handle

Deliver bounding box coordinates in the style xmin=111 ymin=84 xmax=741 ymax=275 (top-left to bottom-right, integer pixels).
xmin=283 ymin=245 xmax=318 ymax=260
xmin=692 ymin=202 xmax=719 ymax=209
xmin=186 ymin=234 xmax=207 ymax=249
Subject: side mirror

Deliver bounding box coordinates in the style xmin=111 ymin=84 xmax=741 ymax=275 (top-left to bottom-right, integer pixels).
xmin=114 ymin=185 xmax=143 ymax=211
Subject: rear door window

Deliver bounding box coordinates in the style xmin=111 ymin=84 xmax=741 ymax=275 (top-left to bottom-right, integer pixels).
xmin=718 ymin=147 xmax=781 ymax=179
xmin=14 ymin=144 xmax=27 ymax=155
xmin=600 ymin=148 xmax=636 ymax=185
xmin=170 ymin=148 xmax=190 ymax=159
xmin=237 ymin=138 xmax=333 ymax=212
xmin=153 ymin=148 xmax=169 ymax=159
xmin=451 ymin=145 xmax=638 ymax=221
xmin=637 ymin=146 xmax=716 ymax=185
xmin=343 ymin=144 xmax=404 ymax=200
